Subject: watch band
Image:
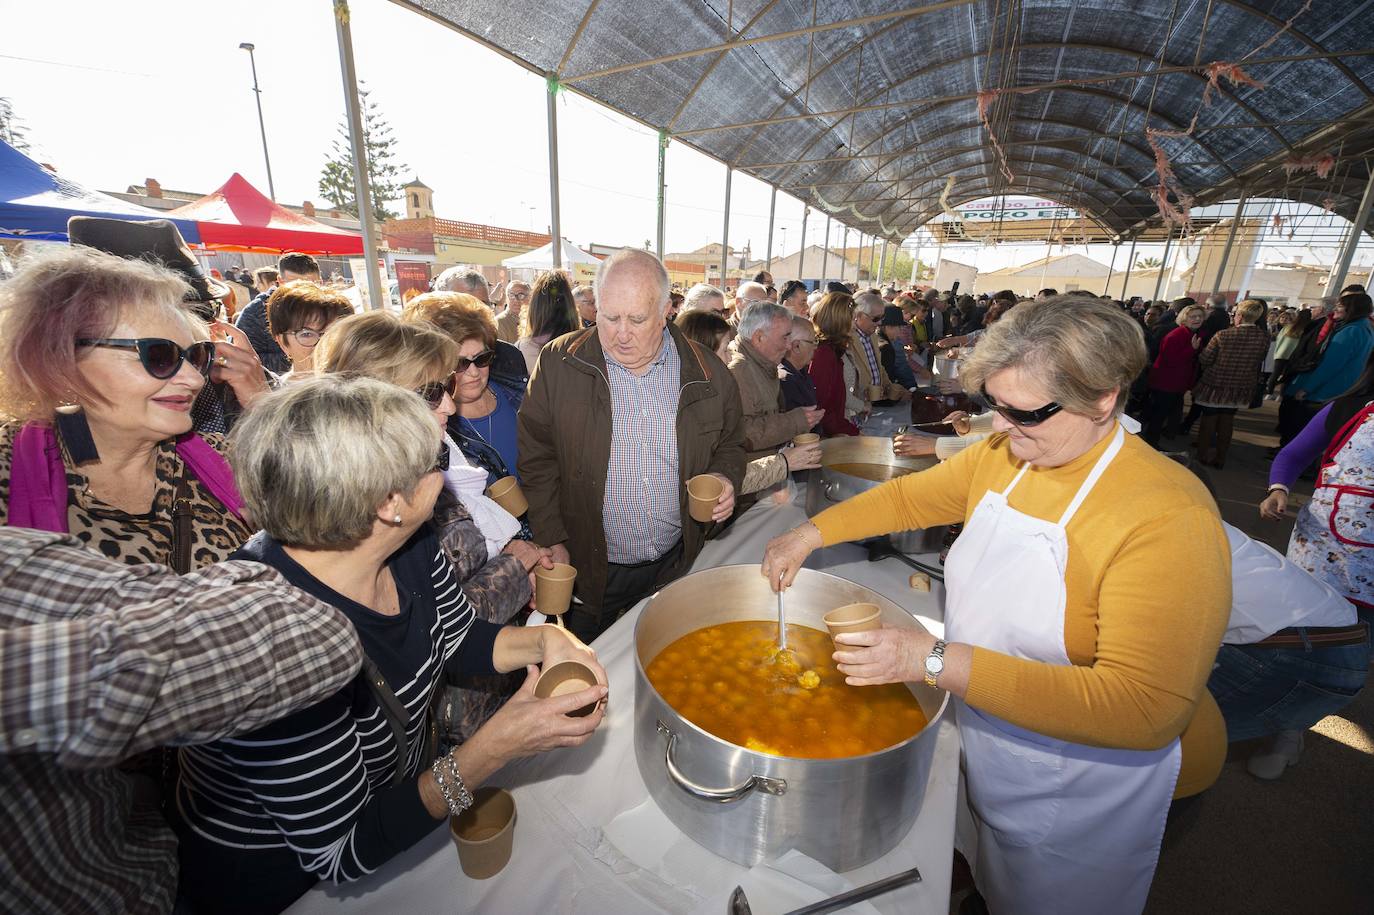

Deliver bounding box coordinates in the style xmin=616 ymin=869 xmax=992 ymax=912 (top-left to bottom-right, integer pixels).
xmin=923 ymin=639 xmax=947 ymax=688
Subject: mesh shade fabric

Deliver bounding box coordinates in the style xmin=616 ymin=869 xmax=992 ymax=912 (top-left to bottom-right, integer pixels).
xmin=398 ymin=0 xmax=1374 ymax=241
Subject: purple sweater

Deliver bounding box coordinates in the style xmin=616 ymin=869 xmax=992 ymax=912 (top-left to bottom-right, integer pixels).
xmin=1269 ymin=403 xmax=1333 ymax=487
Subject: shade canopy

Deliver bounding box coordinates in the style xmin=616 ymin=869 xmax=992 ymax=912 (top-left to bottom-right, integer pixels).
xmin=396 ymin=0 xmax=1374 ymax=243
xmin=168 ymin=173 xmax=364 ymax=255
xmin=0 ymin=139 xmax=201 ymax=243
xmin=501 ymin=238 xmax=601 ymax=269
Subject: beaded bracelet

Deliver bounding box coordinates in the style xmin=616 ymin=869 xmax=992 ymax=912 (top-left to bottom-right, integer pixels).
xmin=431 ymin=753 xmax=474 ymax=816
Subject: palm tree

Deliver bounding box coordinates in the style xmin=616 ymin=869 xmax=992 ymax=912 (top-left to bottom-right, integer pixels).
xmin=1135 ymin=256 xmax=1163 ymax=270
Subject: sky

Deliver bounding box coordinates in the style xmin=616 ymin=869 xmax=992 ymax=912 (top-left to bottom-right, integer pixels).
xmin=2 ymin=0 xmax=1367 ymax=275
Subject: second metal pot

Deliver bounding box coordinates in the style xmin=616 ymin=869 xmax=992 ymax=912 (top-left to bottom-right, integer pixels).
xmin=804 ymin=435 xmax=947 ymax=554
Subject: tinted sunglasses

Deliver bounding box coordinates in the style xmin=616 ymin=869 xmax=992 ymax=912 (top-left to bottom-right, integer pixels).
xmin=433 ymin=440 xmax=450 ymax=473
xmin=456 ymin=350 xmax=496 ymax=373
xmin=976 ymin=387 xmax=1063 ymax=427
xmin=416 ymin=372 xmax=460 ymax=410
xmin=76 ymin=337 xmax=216 ymax=380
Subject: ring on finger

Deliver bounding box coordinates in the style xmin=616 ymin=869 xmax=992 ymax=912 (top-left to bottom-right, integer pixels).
xmin=215 ymin=355 xmax=230 ymax=367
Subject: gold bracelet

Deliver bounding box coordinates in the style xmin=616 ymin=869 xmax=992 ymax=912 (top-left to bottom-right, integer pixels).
xmin=791 ymin=526 xmax=814 ymax=549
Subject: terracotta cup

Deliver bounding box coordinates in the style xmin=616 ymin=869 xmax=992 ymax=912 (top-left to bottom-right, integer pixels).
xmin=687 ymin=474 xmax=723 ymax=523
xmin=451 ymin=787 xmax=517 ymax=879
xmin=792 ymin=432 xmax=820 ymax=446
xmin=822 ymin=602 xmax=882 ymax=644
xmin=486 ymin=476 xmax=528 ymax=517
xmin=534 ymin=563 xmax=577 ymax=619
xmin=534 ymin=659 xmax=599 ymax=717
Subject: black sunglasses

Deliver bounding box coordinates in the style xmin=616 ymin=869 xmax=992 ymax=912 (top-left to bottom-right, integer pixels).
xmin=76 ymin=337 xmax=216 ymax=380
xmin=456 ymin=350 xmax=496 ymax=373
xmin=433 ymin=440 xmax=450 ymax=473
xmin=977 ymin=387 xmax=1063 ymax=427
xmin=415 ymin=372 xmax=460 ymax=410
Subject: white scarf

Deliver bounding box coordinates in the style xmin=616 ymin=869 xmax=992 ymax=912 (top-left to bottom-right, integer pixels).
xmin=441 ymin=432 xmax=521 ymax=559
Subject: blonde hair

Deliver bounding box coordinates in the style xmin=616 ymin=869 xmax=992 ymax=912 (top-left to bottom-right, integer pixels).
xmin=228 ymin=374 xmax=439 ymax=548
xmin=314 ymin=311 xmax=458 ymax=391
xmin=1175 ymin=304 xmax=1206 ymax=325
xmin=0 ymin=246 xmax=194 ymax=421
xmin=402 ymin=291 xmax=497 ymax=351
xmin=959 ymin=295 xmax=1146 ymax=416
xmin=812 ymin=292 xmax=855 ymax=346
xmin=1235 ymin=298 xmax=1266 ymax=324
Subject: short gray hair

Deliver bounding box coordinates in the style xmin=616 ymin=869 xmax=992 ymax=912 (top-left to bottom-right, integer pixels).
xmin=595 ymin=248 xmax=670 ymax=311
xmin=854 ymin=291 xmax=885 ymax=317
xmin=735 ymin=281 xmax=768 ymax=302
xmin=788 ymin=314 xmax=814 ymax=341
xmin=433 ymin=266 xmax=489 ymax=297
xmin=737 ymin=301 xmax=791 ymax=341
xmin=683 ymin=282 xmax=725 ymax=313
xmin=571 ymin=283 xmax=594 ymax=302
xmin=959 ymin=295 xmax=1146 ymax=418
xmin=229 ymin=374 xmax=440 ymax=548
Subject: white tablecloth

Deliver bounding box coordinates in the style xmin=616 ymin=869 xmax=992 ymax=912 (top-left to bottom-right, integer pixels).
xmin=290 ymin=456 xmax=957 ymax=915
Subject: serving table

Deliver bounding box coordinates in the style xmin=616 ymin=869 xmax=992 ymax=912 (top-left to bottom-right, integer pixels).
xmin=291 ymin=421 xmax=957 ymax=915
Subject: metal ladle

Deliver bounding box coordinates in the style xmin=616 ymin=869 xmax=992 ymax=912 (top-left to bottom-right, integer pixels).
xmin=776 ymin=574 xmax=788 ymax=653
xmin=727 ymin=865 xmax=922 ymax=915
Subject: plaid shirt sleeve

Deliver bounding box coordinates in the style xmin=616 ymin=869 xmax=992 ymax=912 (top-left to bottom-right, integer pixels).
xmin=0 ymin=528 xmax=363 ymax=768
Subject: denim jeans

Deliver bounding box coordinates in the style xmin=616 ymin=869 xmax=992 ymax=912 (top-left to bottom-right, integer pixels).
xmin=1207 ymin=630 xmax=1369 ymax=742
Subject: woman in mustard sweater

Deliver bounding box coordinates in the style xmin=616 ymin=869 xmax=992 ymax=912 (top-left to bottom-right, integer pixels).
xmin=762 ymin=297 xmax=1231 ymax=915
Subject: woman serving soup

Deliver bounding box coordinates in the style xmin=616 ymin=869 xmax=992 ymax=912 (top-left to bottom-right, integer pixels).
xmin=762 ymin=296 xmax=1231 ymax=914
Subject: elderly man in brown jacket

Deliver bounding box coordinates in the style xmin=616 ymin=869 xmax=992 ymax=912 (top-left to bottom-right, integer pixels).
xmin=851 ymin=292 xmax=912 ymax=405
xmin=518 ymin=249 xmax=746 ymax=643
xmin=728 ymin=301 xmax=825 ymax=464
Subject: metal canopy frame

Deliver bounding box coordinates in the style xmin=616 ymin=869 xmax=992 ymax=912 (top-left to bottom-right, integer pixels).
xmin=390 ymin=0 xmax=1374 ymax=249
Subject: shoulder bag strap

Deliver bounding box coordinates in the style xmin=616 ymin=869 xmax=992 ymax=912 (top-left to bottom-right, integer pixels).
xmin=170 ymin=474 xmax=195 ymax=574
xmin=359 ymin=655 xmax=441 ymax=787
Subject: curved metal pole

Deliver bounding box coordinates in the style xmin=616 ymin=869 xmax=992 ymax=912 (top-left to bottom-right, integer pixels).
xmin=656 ymin=130 xmax=667 ymax=257
xmin=797 ymin=206 xmax=809 ymax=280
xmin=878 ymin=240 xmax=889 ymax=286
xmin=839 ymin=227 xmax=849 ymax=282
xmin=1326 ymin=172 xmax=1374 ymax=296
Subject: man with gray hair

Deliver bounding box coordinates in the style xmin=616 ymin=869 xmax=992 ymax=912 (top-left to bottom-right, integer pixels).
xmin=852 ymin=292 xmax=911 ymax=405
xmin=572 ymin=283 xmax=596 ymax=327
xmin=728 ymin=301 xmax=825 ymax=465
xmin=734 ymin=281 xmax=769 ymax=307
xmin=682 ymin=282 xmax=726 ymax=316
xmin=433 ymin=265 xmax=490 ymax=301
xmin=495 ymin=279 xmax=530 ymax=343
xmin=519 ymin=249 xmax=745 ymax=642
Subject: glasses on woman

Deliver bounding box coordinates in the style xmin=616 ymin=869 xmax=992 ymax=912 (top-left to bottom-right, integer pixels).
xmin=976 ymin=388 xmax=1063 ymax=427
xmin=289 ymin=328 xmax=327 ymax=347
xmin=415 ymin=372 xmax=460 ymax=410
xmin=75 ymin=337 xmax=216 ymax=380
xmin=456 ymin=349 xmax=496 ymax=374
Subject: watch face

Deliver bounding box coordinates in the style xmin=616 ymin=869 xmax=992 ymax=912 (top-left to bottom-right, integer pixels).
xmin=925 ymin=655 xmax=944 ymax=675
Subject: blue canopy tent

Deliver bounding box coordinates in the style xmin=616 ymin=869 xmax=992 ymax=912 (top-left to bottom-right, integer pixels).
xmin=0 ymin=140 xmax=200 ymax=243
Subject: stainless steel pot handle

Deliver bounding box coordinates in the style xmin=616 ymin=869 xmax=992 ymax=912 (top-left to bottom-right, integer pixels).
xmin=657 ymin=721 xmax=786 ymax=803
xmin=822 ymin=480 xmax=839 ymax=502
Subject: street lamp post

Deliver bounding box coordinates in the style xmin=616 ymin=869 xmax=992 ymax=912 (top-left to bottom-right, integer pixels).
xmin=238 ymin=42 xmax=276 ymax=201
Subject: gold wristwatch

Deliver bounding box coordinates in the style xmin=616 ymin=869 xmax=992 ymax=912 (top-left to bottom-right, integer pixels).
xmin=923 ymin=639 xmax=947 ymax=688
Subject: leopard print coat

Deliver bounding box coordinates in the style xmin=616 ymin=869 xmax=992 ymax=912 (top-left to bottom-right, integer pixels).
xmin=0 ymin=423 xmax=253 ymax=570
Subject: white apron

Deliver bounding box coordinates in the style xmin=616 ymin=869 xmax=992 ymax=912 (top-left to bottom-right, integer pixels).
xmin=944 ymin=425 xmax=1181 ymax=915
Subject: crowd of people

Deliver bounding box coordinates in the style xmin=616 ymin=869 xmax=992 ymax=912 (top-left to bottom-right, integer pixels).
xmin=0 ymin=213 xmax=1369 ymax=913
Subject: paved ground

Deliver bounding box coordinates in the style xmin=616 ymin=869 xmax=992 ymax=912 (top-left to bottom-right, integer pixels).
xmin=1145 ymin=401 xmax=1373 ymax=913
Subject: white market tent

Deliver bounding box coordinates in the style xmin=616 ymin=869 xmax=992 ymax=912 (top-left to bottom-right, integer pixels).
xmin=502 ymin=238 xmax=601 ymax=282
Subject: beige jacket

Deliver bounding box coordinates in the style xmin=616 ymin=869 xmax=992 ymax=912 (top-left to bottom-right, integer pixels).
xmin=726 ymin=337 xmax=811 ymax=462
xmin=495 ymin=309 xmax=521 ymax=344
xmin=849 ymin=329 xmax=906 ymax=401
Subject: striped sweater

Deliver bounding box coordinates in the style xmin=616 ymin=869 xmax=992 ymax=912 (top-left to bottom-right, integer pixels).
xmin=171 ymin=528 xmax=500 ymax=914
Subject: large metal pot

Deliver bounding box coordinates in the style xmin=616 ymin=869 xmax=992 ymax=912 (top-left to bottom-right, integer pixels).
xmin=633 ymin=564 xmax=948 ymax=871
xmin=805 ymin=435 xmax=947 ymax=554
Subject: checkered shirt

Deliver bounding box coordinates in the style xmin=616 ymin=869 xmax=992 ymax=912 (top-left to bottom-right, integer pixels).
xmin=0 ymin=528 xmax=363 ymax=914
xmin=603 ymin=331 xmax=683 ymax=564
